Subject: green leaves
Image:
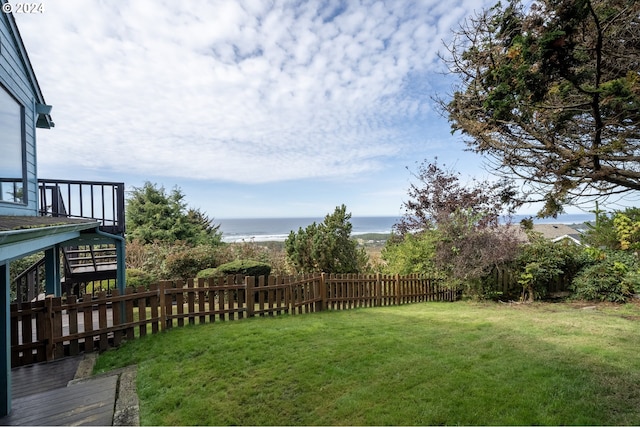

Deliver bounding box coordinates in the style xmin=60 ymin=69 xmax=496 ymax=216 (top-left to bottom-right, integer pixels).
xmin=442 ymin=0 xmax=640 ymax=216
xmin=285 ymin=205 xmax=368 ymax=274
xmin=125 ymin=182 xmax=222 ymax=246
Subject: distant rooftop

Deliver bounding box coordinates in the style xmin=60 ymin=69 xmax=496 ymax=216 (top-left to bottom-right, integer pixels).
xmin=531 ymin=223 xmax=582 ymax=242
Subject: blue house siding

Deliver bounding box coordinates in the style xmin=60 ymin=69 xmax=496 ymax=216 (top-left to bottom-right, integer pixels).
xmin=0 ymin=11 xmax=46 ymax=216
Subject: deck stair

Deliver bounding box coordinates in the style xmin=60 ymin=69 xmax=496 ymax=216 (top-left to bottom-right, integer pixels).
xmin=61 ymin=245 xmax=118 ymax=295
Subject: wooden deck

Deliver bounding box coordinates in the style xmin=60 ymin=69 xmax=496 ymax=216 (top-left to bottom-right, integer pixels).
xmin=0 ymin=356 xmax=118 ymax=426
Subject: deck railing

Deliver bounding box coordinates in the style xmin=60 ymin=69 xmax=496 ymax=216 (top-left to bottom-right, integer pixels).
xmin=38 ymin=179 xmax=125 ymax=235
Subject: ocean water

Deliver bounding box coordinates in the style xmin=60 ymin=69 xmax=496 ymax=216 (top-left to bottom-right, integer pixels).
xmin=217 ymin=213 xmax=594 ymax=243
xmin=218 ymin=216 xmax=401 ymax=243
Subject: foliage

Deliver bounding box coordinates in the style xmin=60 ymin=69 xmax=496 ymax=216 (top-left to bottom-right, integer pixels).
xmin=442 ymin=0 xmax=640 ymax=216
xmin=164 ymin=243 xmax=218 ymax=280
xmin=433 ymin=211 xmax=522 ymax=295
xmin=394 ymin=160 xmax=519 ymax=235
xmin=613 ymin=212 xmax=640 ymax=251
xmin=125 ymin=239 xmax=172 ymax=279
xmin=196 ymin=268 xmax=219 ymax=279
xmin=9 ymin=252 xmax=45 ymax=301
xmin=581 ymin=207 xmax=621 ymax=249
xmin=572 ymin=250 xmax=640 ymax=302
xmin=9 ymin=252 xmax=43 ymax=282
xmin=582 ymin=207 xmax=640 ymax=250
xmin=214 ymin=260 xmax=272 ymax=277
xmin=515 ymin=235 xmax=586 ymax=301
xmin=84 ymin=280 xmax=115 ymax=295
xmin=285 ymin=205 xmax=369 ymax=273
xmin=126 ymin=268 xmax=157 ymax=290
xmin=381 ymin=231 xmax=439 ymax=275
xmin=393 ymin=160 xmax=522 ymax=296
xmin=126 ymin=238 xmax=290 ymax=281
xmin=125 ymin=182 xmax=222 ymax=246
xmin=214 ymin=240 xmax=291 ymax=276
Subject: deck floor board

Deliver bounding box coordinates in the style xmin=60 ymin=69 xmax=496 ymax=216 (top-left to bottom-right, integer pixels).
xmin=0 ymin=356 xmax=118 ymax=426
xmin=11 ymin=356 xmax=82 ymax=399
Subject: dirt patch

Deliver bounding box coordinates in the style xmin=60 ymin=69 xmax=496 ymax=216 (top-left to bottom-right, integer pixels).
xmin=565 ymin=299 xmax=640 ymax=310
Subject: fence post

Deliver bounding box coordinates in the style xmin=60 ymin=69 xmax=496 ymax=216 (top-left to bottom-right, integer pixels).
xmin=375 ymin=273 xmax=382 ymax=307
xmin=159 ymin=281 xmax=166 ymax=332
xmin=246 ymin=276 xmax=255 ymax=318
xmin=44 ymin=296 xmax=54 ymax=361
xmin=395 ymin=274 xmax=401 ymax=306
xmin=320 ymin=273 xmax=327 ymax=312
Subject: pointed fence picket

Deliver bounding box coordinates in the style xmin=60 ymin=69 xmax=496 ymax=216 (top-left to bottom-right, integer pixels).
xmin=9 ymin=273 xmax=458 ymax=367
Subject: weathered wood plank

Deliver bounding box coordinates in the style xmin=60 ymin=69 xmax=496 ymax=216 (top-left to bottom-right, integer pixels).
xmin=1 ymin=374 xmax=117 ymax=426
xmin=10 ymin=355 xmax=82 ymax=400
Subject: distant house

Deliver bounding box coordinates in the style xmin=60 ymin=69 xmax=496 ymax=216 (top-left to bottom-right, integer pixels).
xmin=0 ymin=6 xmax=125 ymax=416
xmin=531 ymin=223 xmax=583 ymax=245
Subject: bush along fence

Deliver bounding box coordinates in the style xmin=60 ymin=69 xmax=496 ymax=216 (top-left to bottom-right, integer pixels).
xmin=10 ymin=273 xmax=457 ymax=367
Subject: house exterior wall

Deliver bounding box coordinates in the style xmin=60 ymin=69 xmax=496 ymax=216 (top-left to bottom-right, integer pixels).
xmin=0 ymin=12 xmax=39 ymax=216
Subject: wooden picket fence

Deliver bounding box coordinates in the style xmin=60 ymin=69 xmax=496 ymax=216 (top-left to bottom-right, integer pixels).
xmin=10 ymin=273 xmax=456 ymax=367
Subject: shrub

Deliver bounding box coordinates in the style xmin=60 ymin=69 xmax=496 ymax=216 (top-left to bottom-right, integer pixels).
xmin=196 ymin=268 xmax=221 ymax=279
xmin=572 ymin=251 xmax=639 ymax=302
xmin=285 ymin=205 xmax=369 ymax=273
xmin=125 ymin=239 xmax=173 ymax=279
xmin=84 ymin=280 xmax=114 ymax=295
xmin=381 ymin=231 xmax=439 ymax=275
xmin=164 ymin=244 xmax=218 ymax=280
xmin=515 ymin=237 xmax=587 ymax=301
xmin=215 ymin=241 xmax=292 ymax=276
xmin=215 ymin=260 xmax=271 ymax=277
xmin=622 ymin=270 xmax=640 ymax=295
xmin=10 ymin=252 xmax=45 ymax=301
xmin=126 ymin=268 xmax=157 ymax=290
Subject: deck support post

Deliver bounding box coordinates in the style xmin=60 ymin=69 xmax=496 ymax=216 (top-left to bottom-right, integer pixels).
xmin=94 ymin=229 xmax=127 ymax=324
xmin=44 ymin=246 xmax=61 ymax=297
xmin=1 ymin=262 xmax=11 ymax=416
xmin=115 ymin=237 xmax=126 ymax=324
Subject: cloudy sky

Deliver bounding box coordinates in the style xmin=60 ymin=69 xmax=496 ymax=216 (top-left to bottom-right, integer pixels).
xmin=16 ymin=0 xmax=508 ymax=219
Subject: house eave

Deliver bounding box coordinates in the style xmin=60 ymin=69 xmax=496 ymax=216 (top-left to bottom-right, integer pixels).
xmin=0 ymin=219 xmax=99 ymax=261
xmin=2 ymin=3 xmax=54 ymax=127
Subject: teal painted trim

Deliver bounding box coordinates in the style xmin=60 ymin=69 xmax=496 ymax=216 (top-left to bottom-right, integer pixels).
xmin=0 ymin=229 xmax=83 ymax=262
xmin=44 ymin=247 xmax=60 ymax=296
xmin=0 ymin=222 xmax=98 ymax=247
xmin=115 ymin=239 xmax=125 ymax=294
xmin=0 ymin=262 xmax=11 ymax=416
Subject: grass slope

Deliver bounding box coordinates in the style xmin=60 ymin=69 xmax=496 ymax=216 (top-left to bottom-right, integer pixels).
xmin=94 ymin=301 xmax=640 ymax=425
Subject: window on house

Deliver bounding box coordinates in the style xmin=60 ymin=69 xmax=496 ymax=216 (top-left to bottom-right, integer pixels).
xmin=0 ymin=85 xmax=25 ymax=204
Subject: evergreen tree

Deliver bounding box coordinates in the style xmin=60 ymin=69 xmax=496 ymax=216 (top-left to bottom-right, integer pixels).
xmin=285 ymin=205 xmax=368 ymax=273
xmin=441 ymin=0 xmax=640 ymax=216
xmin=125 ymin=182 xmax=221 ymax=246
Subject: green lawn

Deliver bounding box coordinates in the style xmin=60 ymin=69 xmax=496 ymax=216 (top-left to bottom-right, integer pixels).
xmin=94 ymin=301 xmax=640 ymax=425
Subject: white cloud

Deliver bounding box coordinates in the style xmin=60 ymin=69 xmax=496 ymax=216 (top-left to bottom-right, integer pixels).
xmin=17 ymin=0 xmax=494 ymax=184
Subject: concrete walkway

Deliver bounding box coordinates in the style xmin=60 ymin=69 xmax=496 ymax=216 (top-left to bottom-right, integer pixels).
xmin=0 ymin=353 xmax=139 ymax=426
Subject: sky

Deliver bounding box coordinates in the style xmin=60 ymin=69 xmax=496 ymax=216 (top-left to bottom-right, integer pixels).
xmin=13 ymin=0 xmax=596 ymax=219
